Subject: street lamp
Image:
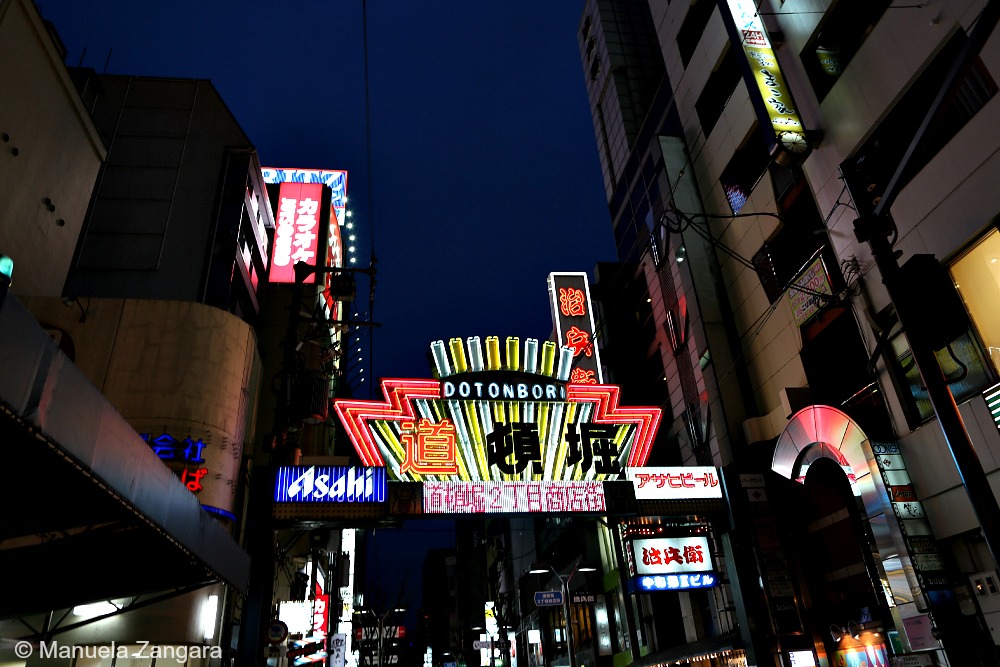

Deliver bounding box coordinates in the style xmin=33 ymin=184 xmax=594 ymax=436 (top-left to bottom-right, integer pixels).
xmin=529 ymin=562 xmax=597 ymax=667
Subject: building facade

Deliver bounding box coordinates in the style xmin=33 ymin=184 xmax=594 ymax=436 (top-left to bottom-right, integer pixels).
xmin=579 ymin=1 xmax=1000 ymax=667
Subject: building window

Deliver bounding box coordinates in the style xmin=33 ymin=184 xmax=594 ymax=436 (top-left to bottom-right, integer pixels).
xmin=677 ymin=0 xmax=717 ymax=67
xmin=842 ymin=30 xmax=998 ymax=218
xmin=695 ymin=45 xmax=742 ymax=137
xmin=801 ymin=0 xmax=892 ymax=100
xmin=720 ymin=127 xmax=770 ymax=214
xmin=950 ymin=228 xmax=1000 ymax=375
xmin=890 ymin=330 xmax=996 ymax=424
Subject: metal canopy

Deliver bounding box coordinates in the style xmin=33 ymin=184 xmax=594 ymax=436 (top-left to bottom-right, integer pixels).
xmin=0 ymin=297 xmax=249 ymax=619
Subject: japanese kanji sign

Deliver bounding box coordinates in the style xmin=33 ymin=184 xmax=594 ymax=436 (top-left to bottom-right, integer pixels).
xmin=632 ymin=536 xmax=713 ymax=575
xmin=626 ymin=466 xmax=722 ymax=500
xmin=548 ymin=272 xmax=603 ymax=384
xmin=269 ymin=181 xmax=323 ymax=283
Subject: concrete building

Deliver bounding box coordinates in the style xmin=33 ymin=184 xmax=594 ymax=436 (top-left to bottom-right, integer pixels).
xmin=0 ymin=0 xmax=251 ymax=664
xmin=578 ymin=1 xmax=1000 ymax=667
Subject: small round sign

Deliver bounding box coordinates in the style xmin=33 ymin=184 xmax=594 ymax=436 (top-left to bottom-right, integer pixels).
xmin=267 ymin=619 xmax=289 ymax=645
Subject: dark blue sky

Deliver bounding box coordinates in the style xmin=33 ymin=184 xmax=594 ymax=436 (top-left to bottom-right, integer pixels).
xmin=35 ymin=1 xmax=617 ymax=384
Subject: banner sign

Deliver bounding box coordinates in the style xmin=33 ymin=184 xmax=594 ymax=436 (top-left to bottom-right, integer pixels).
xmin=548 ymin=272 xmax=604 ymax=384
xmin=422 ymin=481 xmax=606 ymax=514
xmin=333 ymin=349 xmax=661 ymax=484
xmin=269 ymin=181 xmax=323 ymax=283
xmin=635 ymin=572 xmax=718 ymax=591
xmin=632 ymin=536 xmax=712 ymax=575
xmin=274 ymin=466 xmax=386 ymax=503
xmin=626 ymin=466 xmax=722 ymax=500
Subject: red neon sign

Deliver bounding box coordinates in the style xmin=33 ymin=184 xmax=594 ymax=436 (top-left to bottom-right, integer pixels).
xmin=333 ymin=378 xmax=661 ymax=473
xmin=270 ymin=182 xmax=323 ymax=283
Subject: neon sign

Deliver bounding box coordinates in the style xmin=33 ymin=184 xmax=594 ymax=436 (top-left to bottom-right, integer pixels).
xmin=548 ymin=273 xmax=603 ymax=384
xmin=141 ymin=433 xmax=209 ymax=493
xmin=724 ymin=0 xmax=807 ymax=154
xmin=333 ymin=339 xmax=661 ymax=482
xmin=632 ymin=537 xmax=712 ymax=575
xmin=422 ymin=481 xmax=606 ymax=514
xmin=270 ymin=182 xmax=323 ymax=283
xmin=274 ymin=466 xmax=386 ymax=503
xmin=626 ymin=466 xmax=722 ymax=500
xmin=635 ymin=572 xmax=718 ymax=591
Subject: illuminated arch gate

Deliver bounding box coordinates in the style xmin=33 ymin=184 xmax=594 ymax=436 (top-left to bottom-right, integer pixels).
xmin=771 ymin=405 xmax=919 ymax=640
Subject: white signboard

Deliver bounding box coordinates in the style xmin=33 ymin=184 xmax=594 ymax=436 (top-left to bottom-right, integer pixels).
xmin=632 ymin=537 xmax=712 ymax=575
xmin=627 ymin=467 xmax=722 ymax=500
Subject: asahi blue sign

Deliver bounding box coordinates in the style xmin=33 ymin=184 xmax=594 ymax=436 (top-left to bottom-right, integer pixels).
xmin=274 ymin=465 xmax=386 ymax=503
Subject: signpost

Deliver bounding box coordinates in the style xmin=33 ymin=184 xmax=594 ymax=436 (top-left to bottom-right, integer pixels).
xmin=534 ymin=590 xmax=563 ymax=607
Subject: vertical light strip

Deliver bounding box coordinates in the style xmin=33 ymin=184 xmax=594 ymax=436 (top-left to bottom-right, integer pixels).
xmin=556 ymin=346 xmax=574 ymax=382
xmin=524 ymin=338 xmax=539 ymax=374
xmin=506 ymin=337 xmax=520 ymax=371
xmin=541 ymin=341 xmax=556 ymax=377
xmin=431 ymin=340 xmax=452 ymax=377
xmin=486 ymin=336 xmax=502 ymax=371
xmin=449 ymin=338 xmax=468 ymax=373
xmin=467 ymin=336 xmax=485 ymax=372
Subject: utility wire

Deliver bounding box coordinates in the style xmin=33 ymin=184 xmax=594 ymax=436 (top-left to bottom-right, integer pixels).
xmin=362 ymin=0 xmax=377 ymax=399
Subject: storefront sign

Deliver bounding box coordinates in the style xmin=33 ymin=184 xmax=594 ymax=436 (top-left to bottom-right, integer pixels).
xmin=274 ymin=465 xmax=386 ymax=503
xmin=422 ymin=481 xmax=606 ymax=514
xmin=270 ymin=181 xmax=323 ymax=283
xmin=635 ymin=572 xmax=718 ymax=591
xmin=632 ymin=537 xmax=712 ymax=575
xmin=723 ymin=0 xmax=807 ymax=153
xmin=548 ymin=272 xmax=604 ymax=384
xmin=788 ymin=257 xmax=833 ymax=326
xmin=141 ymin=433 xmax=209 ymax=494
xmin=627 ymin=466 xmax=722 ymax=500
xmin=334 ymin=365 xmax=661 ymax=482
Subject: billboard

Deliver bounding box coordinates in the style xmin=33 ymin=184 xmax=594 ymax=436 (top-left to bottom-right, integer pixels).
xmin=632 ymin=536 xmax=712 ymax=575
xmin=274 ymin=465 xmax=386 ymax=503
xmin=548 ymin=272 xmax=604 ymax=384
xmin=626 ymin=466 xmax=722 ymax=500
xmin=269 ymin=182 xmax=323 ymax=283
xmin=333 ymin=336 xmax=661 ymax=484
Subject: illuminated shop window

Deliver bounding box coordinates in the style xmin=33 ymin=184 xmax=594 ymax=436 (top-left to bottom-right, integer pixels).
xmin=719 ymin=126 xmax=769 ymax=214
xmin=950 ymin=228 xmax=1000 ymax=375
xmin=890 ymin=330 xmax=995 ymax=425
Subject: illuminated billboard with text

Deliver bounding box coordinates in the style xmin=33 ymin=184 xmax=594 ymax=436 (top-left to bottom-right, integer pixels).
xmin=269 ymin=182 xmax=323 ymax=284
xmin=723 ymin=0 xmax=808 ymax=159
xmin=333 ymin=336 xmax=662 ymax=509
xmin=626 ymin=466 xmax=722 ymax=500
xmin=548 ymin=272 xmax=604 ymax=384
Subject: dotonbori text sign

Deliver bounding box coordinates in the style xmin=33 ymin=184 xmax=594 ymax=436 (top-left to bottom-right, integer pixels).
xmin=632 ymin=537 xmax=712 ymax=575
xmin=269 ymin=182 xmax=323 ymax=284
xmin=626 ymin=466 xmax=722 ymax=500
xmin=274 ymin=465 xmax=386 ymax=503
xmin=548 ymin=273 xmax=604 ymax=385
xmin=332 ymin=337 xmax=662 ymax=514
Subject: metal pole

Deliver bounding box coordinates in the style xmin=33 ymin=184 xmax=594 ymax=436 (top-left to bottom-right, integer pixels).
xmin=561 ymin=573 xmax=575 ymax=667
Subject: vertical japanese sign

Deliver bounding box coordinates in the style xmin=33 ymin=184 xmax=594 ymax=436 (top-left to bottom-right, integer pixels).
xmin=548 ymin=272 xmax=604 ymax=384
xmin=269 ymin=181 xmax=323 ymax=283
xmin=722 ymin=0 xmax=807 ymax=153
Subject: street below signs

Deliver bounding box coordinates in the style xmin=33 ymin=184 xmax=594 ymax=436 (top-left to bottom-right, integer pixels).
xmin=534 ymin=590 xmax=563 ymax=607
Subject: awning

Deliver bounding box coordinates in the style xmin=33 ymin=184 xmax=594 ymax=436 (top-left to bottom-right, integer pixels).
xmin=0 ymin=297 xmax=249 ymax=618
xmin=633 ymin=631 xmax=742 ymax=667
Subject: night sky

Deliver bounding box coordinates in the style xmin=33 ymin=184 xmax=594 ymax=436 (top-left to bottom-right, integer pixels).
xmin=36 ymin=0 xmax=617 ymax=385
xmin=34 ymin=0 xmax=617 ymax=630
